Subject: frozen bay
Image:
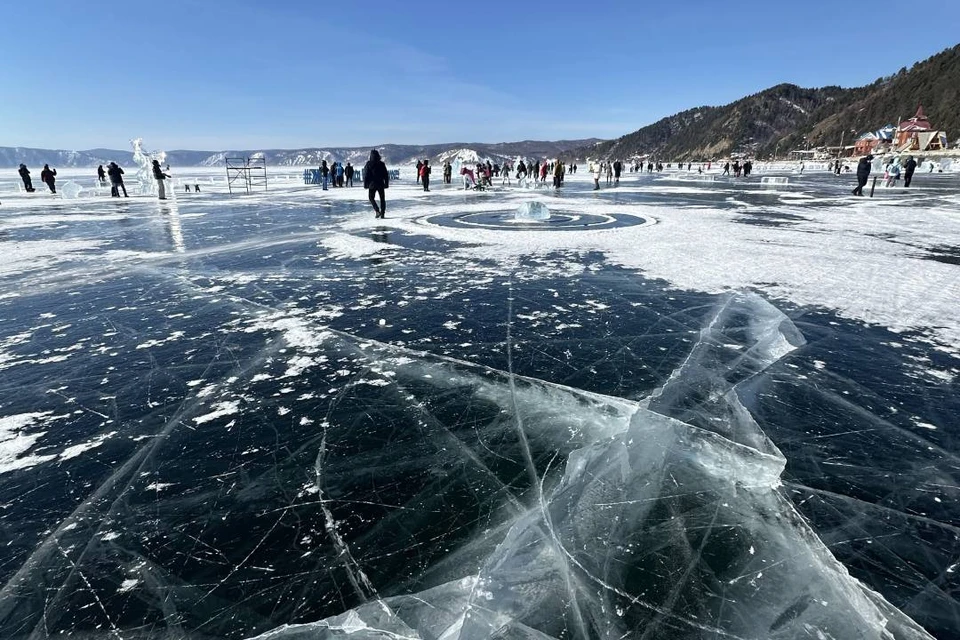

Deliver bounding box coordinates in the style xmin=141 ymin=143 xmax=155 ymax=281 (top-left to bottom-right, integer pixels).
xmin=0 ymin=166 xmax=958 ymax=638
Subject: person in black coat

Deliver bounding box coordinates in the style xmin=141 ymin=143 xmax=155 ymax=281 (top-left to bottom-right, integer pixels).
xmin=18 ymin=164 xmax=35 ymax=192
xmin=97 ymin=165 xmax=106 ymax=185
xmin=107 ymin=162 xmax=128 ymax=197
xmin=852 ymin=155 xmax=873 ymax=196
xmin=40 ymin=164 xmax=57 ymax=193
xmin=151 ymin=160 xmax=170 ymax=200
xmin=903 ymin=156 xmax=918 ymax=188
xmin=363 ymin=149 xmax=389 ymax=218
xmin=345 ymin=162 xmax=354 ymax=187
xmin=320 ymin=160 xmax=329 ymax=190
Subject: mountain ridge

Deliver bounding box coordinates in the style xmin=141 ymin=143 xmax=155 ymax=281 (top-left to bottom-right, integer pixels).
xmin=0 ymin=139 xmax=603 ymax=169
xmin=574 ymin=43 xmax=960 ymax=161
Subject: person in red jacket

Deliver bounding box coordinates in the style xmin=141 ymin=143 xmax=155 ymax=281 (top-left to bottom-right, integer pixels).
xmin=419 ymin=159 xmax=431 ymax=192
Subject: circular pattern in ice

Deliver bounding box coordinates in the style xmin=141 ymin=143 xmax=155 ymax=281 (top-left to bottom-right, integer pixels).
xmin=419 ymin=209 xmax=651 ymax=231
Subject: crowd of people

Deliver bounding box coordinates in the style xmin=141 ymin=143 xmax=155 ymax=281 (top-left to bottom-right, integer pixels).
xmin=13 ymin=161 xmax=179 ymax=200
xmin=9 ymin=148 xmax=938 ymax=215
xmin=348 ymin=149 xmax=945 ymax=218
xmin=318 ymin=160 xmax=355 ymax=190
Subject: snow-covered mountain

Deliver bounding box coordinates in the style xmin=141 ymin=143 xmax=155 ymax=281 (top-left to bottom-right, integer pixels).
xmin=0 ymin=139 xmax=602 ymax=169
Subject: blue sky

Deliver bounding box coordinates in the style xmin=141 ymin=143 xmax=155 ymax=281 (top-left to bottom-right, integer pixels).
xmin=2 ymin=0 xmax=959 ymax=151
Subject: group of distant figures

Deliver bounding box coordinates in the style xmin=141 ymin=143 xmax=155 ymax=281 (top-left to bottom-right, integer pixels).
xmin=15 ymin=161 xmax=194 ymax=200
xmin=98 ymin=160 xmax=176 ymax=199
xmin=419 ymin=159 xmax=578 ymax=192
xmin=317 ymin=160 xmax=355 ymax=189
xmin=17 ymin=163 xmax=58 ymax=193
xmin=851 ymin=155 xmax=920 ymax=195
xmin=95 ymin=162 xmax=129 ymax=197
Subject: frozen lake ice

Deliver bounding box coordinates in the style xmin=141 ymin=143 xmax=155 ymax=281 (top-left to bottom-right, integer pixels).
xmin=0 ymin=166 xmax=958 ymax=638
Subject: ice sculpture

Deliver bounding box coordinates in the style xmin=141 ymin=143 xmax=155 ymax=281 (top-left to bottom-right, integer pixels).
xmin=515 ymin=201 xmax=551 ymax=221
xmin=131 ymin=137 xmax=167 ymax=196
xmin=59 ymin=181 xmax=82 ymax=199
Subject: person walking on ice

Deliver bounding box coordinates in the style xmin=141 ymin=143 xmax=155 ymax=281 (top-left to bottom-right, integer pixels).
xmin=107 ymin=162 xmax=128 ymax=197
xmin=41 ymin=164 xmax=57 ymax=193
xmin=363 ymin=149 xmax=389 ymax=218
xmin=345 ymin=162 xmax=354 ymax=187
xmin=18 ymin=164 xmax=35 ymax=192
xmin=884 ymin=160 xmax=900 ymax=188
xmin=419 ymin=159 xmax=431 ymax=192
xmin=852 ymin=155 xmax=872 ymax=196
xmin=903 ymin=156 xmax=917 ymax=188
xmin=152 ymin=160 xmax=170 ymax=200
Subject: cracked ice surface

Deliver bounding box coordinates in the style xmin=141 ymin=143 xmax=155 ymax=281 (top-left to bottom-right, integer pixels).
xmin=0 ymin=167 xmax=957 ymax=638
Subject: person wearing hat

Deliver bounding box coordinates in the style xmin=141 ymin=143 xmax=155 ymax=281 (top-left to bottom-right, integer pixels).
xmin=852 ymin=155 xmax=873 ymax=196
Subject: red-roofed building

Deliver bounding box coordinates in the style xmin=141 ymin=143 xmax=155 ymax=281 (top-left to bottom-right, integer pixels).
xmin=894 ymin=105 xmax=948 ymax=150
xmin=899 ymin=105 xmax=931 ymax=132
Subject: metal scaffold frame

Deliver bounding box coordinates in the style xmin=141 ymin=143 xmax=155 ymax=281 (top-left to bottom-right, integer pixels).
xmin=226 ymin=156 xmax=268 ymax=194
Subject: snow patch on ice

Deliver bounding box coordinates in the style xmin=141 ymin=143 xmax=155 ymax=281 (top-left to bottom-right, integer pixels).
xmin=0 ymin=412 xmax=65 ymax=474
xmin=59 ymin=431 xmax=117 ymax=460
xmin=193 ymin=401 xmax=241 ymax=425
xmin=320 ymin=234 xmax=394 ymax=259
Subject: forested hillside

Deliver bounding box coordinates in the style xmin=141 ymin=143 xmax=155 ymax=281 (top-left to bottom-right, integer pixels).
xmin=579 ymin=44 xmax=960 ymax=161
